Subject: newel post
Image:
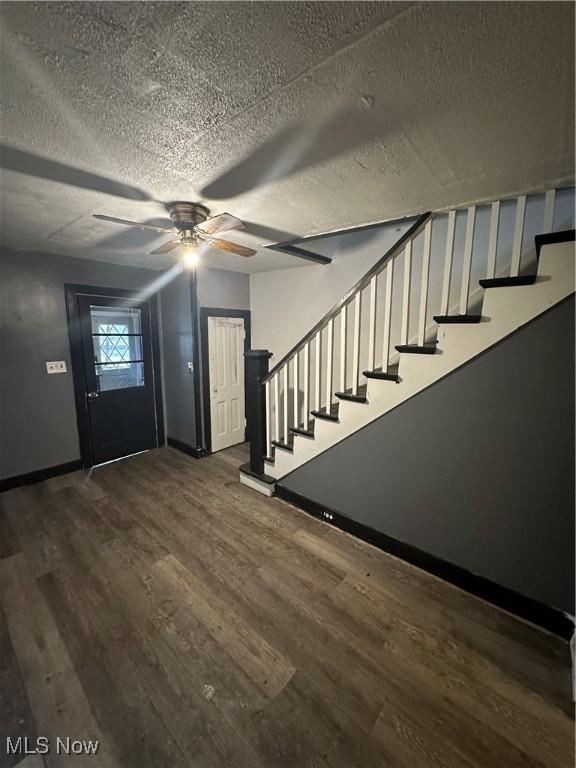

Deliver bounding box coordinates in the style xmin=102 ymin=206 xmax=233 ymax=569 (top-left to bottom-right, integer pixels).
xmin=244 ymin=349 xmax=272 ymax=475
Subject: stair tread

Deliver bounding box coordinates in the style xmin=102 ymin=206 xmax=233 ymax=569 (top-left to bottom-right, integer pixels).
xmin=311 ymin=403 xmax=340 ymax=422
xmin=290 ymin=423 xmax=315 ymax=438
xmin=535 ymin=229 xmax=575 ymax=258
xmin=434 ymin=314 xmax=482 ymax=324
xmin=271 ymin=439 xmax=294 ymax=453
xmin=396 ymin=344 xmax=437 ymax=354
xmin=335 ymin=385 xmax=368 ymax=403
xmin=363 ymin=366 xmax=400 ymax=381
xmin=479 ymin=275 xmax=536 ymax=288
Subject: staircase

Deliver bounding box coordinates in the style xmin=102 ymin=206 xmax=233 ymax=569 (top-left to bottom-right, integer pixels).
xmin=240 ymin=187 xmax=575 ymax=493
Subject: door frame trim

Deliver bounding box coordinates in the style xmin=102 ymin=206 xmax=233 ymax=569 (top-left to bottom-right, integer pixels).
xmin=199 ymin=307 xmax=251 ymax=454
xmin=65 ymin=283 xmax=165 ymax=468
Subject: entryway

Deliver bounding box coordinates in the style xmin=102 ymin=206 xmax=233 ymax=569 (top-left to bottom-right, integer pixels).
xmin=65 ymin=285 xmax=164 ymax=467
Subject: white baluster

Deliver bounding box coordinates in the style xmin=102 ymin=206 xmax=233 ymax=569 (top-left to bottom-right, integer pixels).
xmin=283 ymin=364 xmax=288 ymax=442
xmin=351 ymin=292 xmax=361 ymax=395
xmin=315 ymin=330 xmax=322 ymax=411
xmin=325 ymin=318 xmax=334 ymax=406
xmin=400 ymin=241 xmax=412 ymax=345
xmin=367 ymin=275 xmax=377 ymax=371
xmin=417 ymin=220 xmax=432 ymax=346
xmin=303 ymin=342 xmax=309 ymax=425
xmin=274 ymin=373 xmax=279 ymax=442
xmin=459 ymin=206 xmax=476 ymax=314
xmin=543 ymin=189 xmax=556 ymax=234
xmin=510 ymin=195 xmax=526 ymax=278
xmin=293 ymin=351 xmax=299 ymax=429
xmin=381 ymin=259 xmax=394 ymax=372
xmin=486 ymin=201 xmax=500 ymax=280
xmin=265 ymin=380 xmax=271 ymax=457
xmin=339 ymin=305 xmax=347 ymax=392
xmin=440 ymin=210 xmax=456 ymax=316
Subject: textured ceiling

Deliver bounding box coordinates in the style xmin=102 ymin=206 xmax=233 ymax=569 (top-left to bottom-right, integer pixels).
xmin=0 ymin=1 xmax=574 ymax=273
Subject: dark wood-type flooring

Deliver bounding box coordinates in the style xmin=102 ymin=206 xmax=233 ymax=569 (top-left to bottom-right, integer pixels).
xmin=0 ymin=444 xmax=573 ymax=767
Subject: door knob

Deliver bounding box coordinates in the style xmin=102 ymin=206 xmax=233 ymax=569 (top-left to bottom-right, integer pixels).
xmin=87 ymin=391 xmax=99 ymax=400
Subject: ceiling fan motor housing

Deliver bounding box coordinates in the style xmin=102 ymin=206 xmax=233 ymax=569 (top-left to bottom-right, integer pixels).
xmin=168 ymin=201 xmax=210 ymax=232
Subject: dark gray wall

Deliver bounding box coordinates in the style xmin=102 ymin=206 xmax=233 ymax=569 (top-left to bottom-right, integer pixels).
xmin=159 ymin=271 xmax=197 ymax=448
xmin=197 ymin=266 xmax=250 ymax=311
xmin=0 ymin=247 xmax=163 ymax=480
xmin=280 ymin=296 xmax=575 ymax=614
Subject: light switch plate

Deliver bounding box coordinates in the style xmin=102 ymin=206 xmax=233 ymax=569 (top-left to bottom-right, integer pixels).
xmin=46 ymin=360 xmax=67 ymax=374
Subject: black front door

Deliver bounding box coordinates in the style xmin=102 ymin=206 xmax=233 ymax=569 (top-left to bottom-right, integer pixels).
xmin=77 ymin=294 xmax=159 ymax=465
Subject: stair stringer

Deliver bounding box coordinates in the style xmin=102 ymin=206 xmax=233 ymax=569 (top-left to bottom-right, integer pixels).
xmin=266 ymin=240 xmax=575 ymax=480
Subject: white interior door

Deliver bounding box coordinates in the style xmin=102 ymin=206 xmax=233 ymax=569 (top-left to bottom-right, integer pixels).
xmin=208 ymin=316 xmax=246 ymax=452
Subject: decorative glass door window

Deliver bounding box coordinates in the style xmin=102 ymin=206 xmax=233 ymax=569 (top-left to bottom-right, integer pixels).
xmin=90 ymin=306 xmax=145 ymax=391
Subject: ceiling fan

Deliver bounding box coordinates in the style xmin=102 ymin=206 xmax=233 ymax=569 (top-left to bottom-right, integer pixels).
xmin=94 ymin=202 xmax=256 ymax=265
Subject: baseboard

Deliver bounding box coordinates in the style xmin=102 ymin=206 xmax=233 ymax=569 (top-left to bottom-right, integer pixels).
xmin=0 ymin=460 xmax=83 ymax=493
xmin=276 ymin=485 xmax=574 ymax=640
xmin=166 ymin=436 xmax=206 ymax=459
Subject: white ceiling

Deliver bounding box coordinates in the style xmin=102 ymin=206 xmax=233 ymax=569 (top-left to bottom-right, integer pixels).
xmin=0 ymin=2 xmax=574 ymax=273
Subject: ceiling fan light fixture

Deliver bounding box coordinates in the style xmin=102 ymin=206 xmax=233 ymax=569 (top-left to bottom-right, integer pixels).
xmin=182 ymin=244 xmax=200 ymax=269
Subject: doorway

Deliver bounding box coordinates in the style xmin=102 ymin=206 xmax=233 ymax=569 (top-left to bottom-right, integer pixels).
xmin=200 ymin=308 xmax=251 ymax=454
xmin=66 ymin=285 xmax=164 ymax=467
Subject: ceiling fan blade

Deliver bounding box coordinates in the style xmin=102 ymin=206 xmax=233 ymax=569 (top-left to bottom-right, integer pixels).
xmin=94 ymin=214 xmax=174 ymax=233
xmin=150 ymin=240 xmax=182 ymax=255
xmin=202 ymin=237 xmax=256 ymax=258
xmin=196 ymin=212 xmax=244 ymax=235
xmin=243 ymin=220 xmax=300 ymax=243
xmin=0 ymin=145 xmax=152 ymax=201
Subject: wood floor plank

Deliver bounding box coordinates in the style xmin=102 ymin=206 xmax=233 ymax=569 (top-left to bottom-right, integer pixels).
xmin=153 ymin=553 xmax=297 ymax=699
xmin=89 ymin=496 xmax=169 ymax=565
xmin=0 ymin=445 xmax=572 ymax=768
xmin=0 ymin=554 xmax=118 ymax=768
xmin=37 ymin=565 xmax=196 ymax=768
xmin=0 ymin=500 xmax=19 ymax=562
xmin=12 ymin=758 xmax=45 ymax=768
xmin=0 ymin=603 xmax=37 ymax=768
xmin=2 ymin=489 xmax=63 ymax=578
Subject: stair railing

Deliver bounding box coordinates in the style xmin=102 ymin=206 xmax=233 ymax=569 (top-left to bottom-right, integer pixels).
xmin=261 ymin=186 xmax=570 ymax=459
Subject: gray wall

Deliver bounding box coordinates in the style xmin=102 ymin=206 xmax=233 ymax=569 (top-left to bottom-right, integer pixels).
xmin=280 ymin=296 xmax=575 ymax=614
xmin=159 ymin=271 xmax=197 ymax=448
xmin=198 ymin=266 xmax=250 ymax=311
xmin=0 ymin=247 xmax=163 ymax=480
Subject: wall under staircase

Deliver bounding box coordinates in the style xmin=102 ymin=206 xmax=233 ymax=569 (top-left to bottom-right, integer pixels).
xmin=277 ymin=293 xmax=575 ymax=617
